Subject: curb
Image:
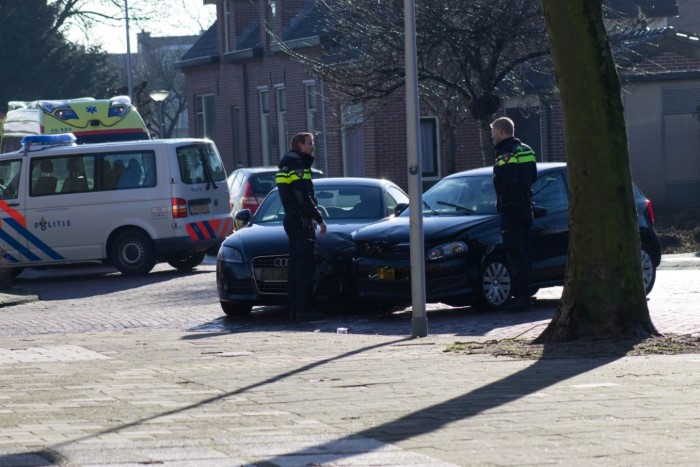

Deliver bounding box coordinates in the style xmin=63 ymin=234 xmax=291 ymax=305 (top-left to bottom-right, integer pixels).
xmin=0 ymin=289 xmax=39 ymax=308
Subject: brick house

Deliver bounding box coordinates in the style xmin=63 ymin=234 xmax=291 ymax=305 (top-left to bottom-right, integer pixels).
xmin=178 ymin=0 xmax=700 ymax=209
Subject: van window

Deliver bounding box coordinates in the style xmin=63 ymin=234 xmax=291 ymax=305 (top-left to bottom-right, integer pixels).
xmin=28 ymin=151 xmax=157 ymax=196
xmin=177 ymin=143 xmax=226 ymax=185
xmin=0 ymin=159 xmax=22 ymax=200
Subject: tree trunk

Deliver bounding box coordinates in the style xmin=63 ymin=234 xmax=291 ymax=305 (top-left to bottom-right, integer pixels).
xmin=534 ymin=0 xmax=658 ymax=343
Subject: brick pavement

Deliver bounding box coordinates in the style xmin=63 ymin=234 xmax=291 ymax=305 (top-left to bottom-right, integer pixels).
xmin=0 ymin=254 xmax=697 ymax=465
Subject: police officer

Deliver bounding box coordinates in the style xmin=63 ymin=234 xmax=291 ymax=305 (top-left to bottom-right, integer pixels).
xmin=491 ymin=117 xmax=538 ymax=310
xmin=276 ymin=132 xmax=327 ymax=321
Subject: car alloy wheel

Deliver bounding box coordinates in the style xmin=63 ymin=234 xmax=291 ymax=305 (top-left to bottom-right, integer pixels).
xmin=478 ymin=255 xmax=512 ymax=311
xmin=641 ymin=246 xmax=656 ymax=295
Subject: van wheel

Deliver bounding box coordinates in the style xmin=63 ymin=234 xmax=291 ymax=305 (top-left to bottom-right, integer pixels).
xmin=221 ymin=301 xmax=253 ymax=317
xmin=168 ymin=252 xmax=206 ymax=272
xmin=111 ymin=230 xmax=156 ymax=276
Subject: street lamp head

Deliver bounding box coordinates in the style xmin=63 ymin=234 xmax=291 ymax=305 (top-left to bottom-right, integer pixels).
xmin=149 ymin=90 xmax=170 ymax=102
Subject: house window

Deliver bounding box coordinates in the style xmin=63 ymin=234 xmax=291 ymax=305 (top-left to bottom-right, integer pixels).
xmin=342 ymin=104 xmax=364 ymax=177
xmin=305 ymin=82 xmax=317 ymax=134
xmin=420 ymin=117 xmax=439 ymax=179
xmin=506 ymin=105 xmax=541 ymax=160
xmin=267 ymin=0 xmax=276 ymax=47
xmin=196 ymin=94 xmax=215 ymax=141
xmin=223 ymin=0 xmax=231 ymax=53
xmin=276 ymin=87 xmax=287 ymax=159
xmin=259 ymin=89 xmax=271 ymax=165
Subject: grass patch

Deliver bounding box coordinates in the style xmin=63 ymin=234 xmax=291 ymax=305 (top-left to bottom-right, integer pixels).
xmin=445 ymin=334 xmax=700 ymax=359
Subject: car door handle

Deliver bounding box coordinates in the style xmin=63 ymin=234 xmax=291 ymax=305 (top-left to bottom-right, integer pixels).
xmin=6 ymin=203 xmax=20 ymax=207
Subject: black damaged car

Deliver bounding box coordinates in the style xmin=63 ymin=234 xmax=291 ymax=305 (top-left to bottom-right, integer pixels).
xmin=352 ymin=163 xmax=661 ymax=311
xmin=216 ymin=177 xmax=409 ymax=316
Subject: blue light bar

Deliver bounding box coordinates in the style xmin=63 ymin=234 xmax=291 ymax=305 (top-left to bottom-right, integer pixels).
xmin=21 ymin=134 xmax=77 ymax=150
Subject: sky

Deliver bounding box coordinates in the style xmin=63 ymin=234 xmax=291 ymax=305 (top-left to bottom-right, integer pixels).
xmin=65 ymin=0 xmax=216 ymax=54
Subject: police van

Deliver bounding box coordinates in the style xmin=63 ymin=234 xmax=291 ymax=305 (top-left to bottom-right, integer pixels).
xmin=0 ymin=134 xmax=232 ymax=276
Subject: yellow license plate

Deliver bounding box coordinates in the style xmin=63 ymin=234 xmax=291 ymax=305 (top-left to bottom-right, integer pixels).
xmin=377 ymin=267 xmax=396 ymax=280
xmin=189 ymin=204 xmax=210 ymax=215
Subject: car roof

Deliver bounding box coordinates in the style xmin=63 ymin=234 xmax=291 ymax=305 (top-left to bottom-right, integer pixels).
xmin=307 ymin=177 xmax=395 ymax=188
xmin=264 ymin=177 xmax=398 ymax=190
xmin=229 ymin=166 xmax=323 ymax=175
xmin=0 ymin=138 xmax=213 ymax=158
xmin=444 ymin=162 xmax=567 ymax=178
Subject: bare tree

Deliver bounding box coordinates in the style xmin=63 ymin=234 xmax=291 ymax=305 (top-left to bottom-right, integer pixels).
xmin=281 ymin=0 xmax=657 ymax=169
xmin=134 ymin=39 xmax=189 ymax=138
xmin=283 ymin=0 xmax=551 ymax=167
xmin=533 ymin=0 xmax=658 ymax=343
xmin=49 ymin=0 xmax=159 ymax=38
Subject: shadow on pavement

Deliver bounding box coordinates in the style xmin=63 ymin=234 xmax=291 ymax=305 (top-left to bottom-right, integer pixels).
xmin=14 ymin=265 xmax=212 ymax=301
xmin=259 ymin=336 xmax=644 ymax=466
xmin=5 ymin=313 xmax=640 ymax=467
xmin=7 ymin=337 xmax=411 ymax=464
xmin=183 ymin=299 xmax=557 ymax=338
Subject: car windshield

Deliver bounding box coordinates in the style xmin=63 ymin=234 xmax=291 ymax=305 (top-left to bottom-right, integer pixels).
xmin=400 ymin=174 xmax=497 ymax=217
xmin=254 ymin=185 xmax=384 ymax=223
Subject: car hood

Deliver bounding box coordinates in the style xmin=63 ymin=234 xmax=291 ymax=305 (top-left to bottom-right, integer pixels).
xmin=222 ymin=220 xmax=374 ymax=260
xmin=352 ymin=214 xmax=496 ymax=244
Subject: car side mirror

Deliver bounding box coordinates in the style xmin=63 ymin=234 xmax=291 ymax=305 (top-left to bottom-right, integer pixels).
xmin=533 ymin=205 xmax=547 ymax=218
xmin=394 ymin=202 xmax=408 ymax=216
xmin=234 ymin=208 xmax=252 ymax=230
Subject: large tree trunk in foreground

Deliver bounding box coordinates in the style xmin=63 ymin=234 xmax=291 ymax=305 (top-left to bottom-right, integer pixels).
xmin=534 ymin=0 xmax=658 ymax=343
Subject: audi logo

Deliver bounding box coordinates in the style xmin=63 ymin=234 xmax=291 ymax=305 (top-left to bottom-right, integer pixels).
xmin=273 ymin=258 xmax=289 ymax=267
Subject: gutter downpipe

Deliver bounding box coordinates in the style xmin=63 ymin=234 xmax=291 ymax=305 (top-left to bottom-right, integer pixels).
xmin=320 ymin=79 xmax=329 ymax=174
xmin=243 ymin=64 xmax=252 ymax=167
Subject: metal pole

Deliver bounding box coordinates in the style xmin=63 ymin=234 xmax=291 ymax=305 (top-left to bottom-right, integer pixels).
xmin=404 ymin=0 xmax=427 ymax=337
xmin=159 ymin=101 xmax=165 ymax=139
xmin=125 ymin=0 xmax=133 ymax=100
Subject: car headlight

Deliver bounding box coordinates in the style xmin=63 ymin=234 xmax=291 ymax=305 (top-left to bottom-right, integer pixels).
xmin=426 ymin=241 xmax=468 ymax=261
xmin=217 ymin=245 xmax=244 ymax=263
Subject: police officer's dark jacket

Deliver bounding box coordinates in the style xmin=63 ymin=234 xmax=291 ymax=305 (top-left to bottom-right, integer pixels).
xmin=275 ymin=150 xmax=324 ymax=228
xmin=493 ymin=136 xmax=537 ymax=210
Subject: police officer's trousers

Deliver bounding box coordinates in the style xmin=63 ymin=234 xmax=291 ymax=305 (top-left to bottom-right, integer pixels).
xmin=500 ymin=207 xmax=534 ymax=299
xmin=286 ymin=227 xmax=316 ymax=320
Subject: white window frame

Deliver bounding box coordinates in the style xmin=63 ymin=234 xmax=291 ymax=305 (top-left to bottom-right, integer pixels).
xmin=196 ymin=94 xmax=216 ymax=141
xmin=304 ymin=81 xmax=317 ymax=134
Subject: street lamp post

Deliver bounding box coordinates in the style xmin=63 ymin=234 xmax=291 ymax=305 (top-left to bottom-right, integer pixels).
xmin=149 ymin=90 xmax=170 ymax=139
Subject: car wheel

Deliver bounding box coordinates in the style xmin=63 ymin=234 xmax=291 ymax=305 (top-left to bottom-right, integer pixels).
xmin=476 ymin=255 xmax=512 ymax=311
xmin=641 ymin=244 xmax=656 ymax=295
xmin=167 ymin=251 xmax=206 ymax=272
xmin=220 ymin=301 xmax=253 ymax=317
xmin=111 ymin=230 xmax=156 ymax=276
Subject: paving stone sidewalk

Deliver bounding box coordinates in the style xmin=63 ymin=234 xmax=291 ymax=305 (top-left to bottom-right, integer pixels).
xmin=0 ymin=253 xmax=698 ymax=466
xmin=1 ymin=323 xmax=700 ymax=466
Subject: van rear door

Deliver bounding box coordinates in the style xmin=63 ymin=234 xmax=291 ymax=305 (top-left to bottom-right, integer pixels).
xmin=172 ymin=142 xmax=232 ymax=246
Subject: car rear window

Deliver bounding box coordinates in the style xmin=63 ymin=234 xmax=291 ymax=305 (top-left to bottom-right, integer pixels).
xmin=250 ymin=173 xmax=276 ymax=197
